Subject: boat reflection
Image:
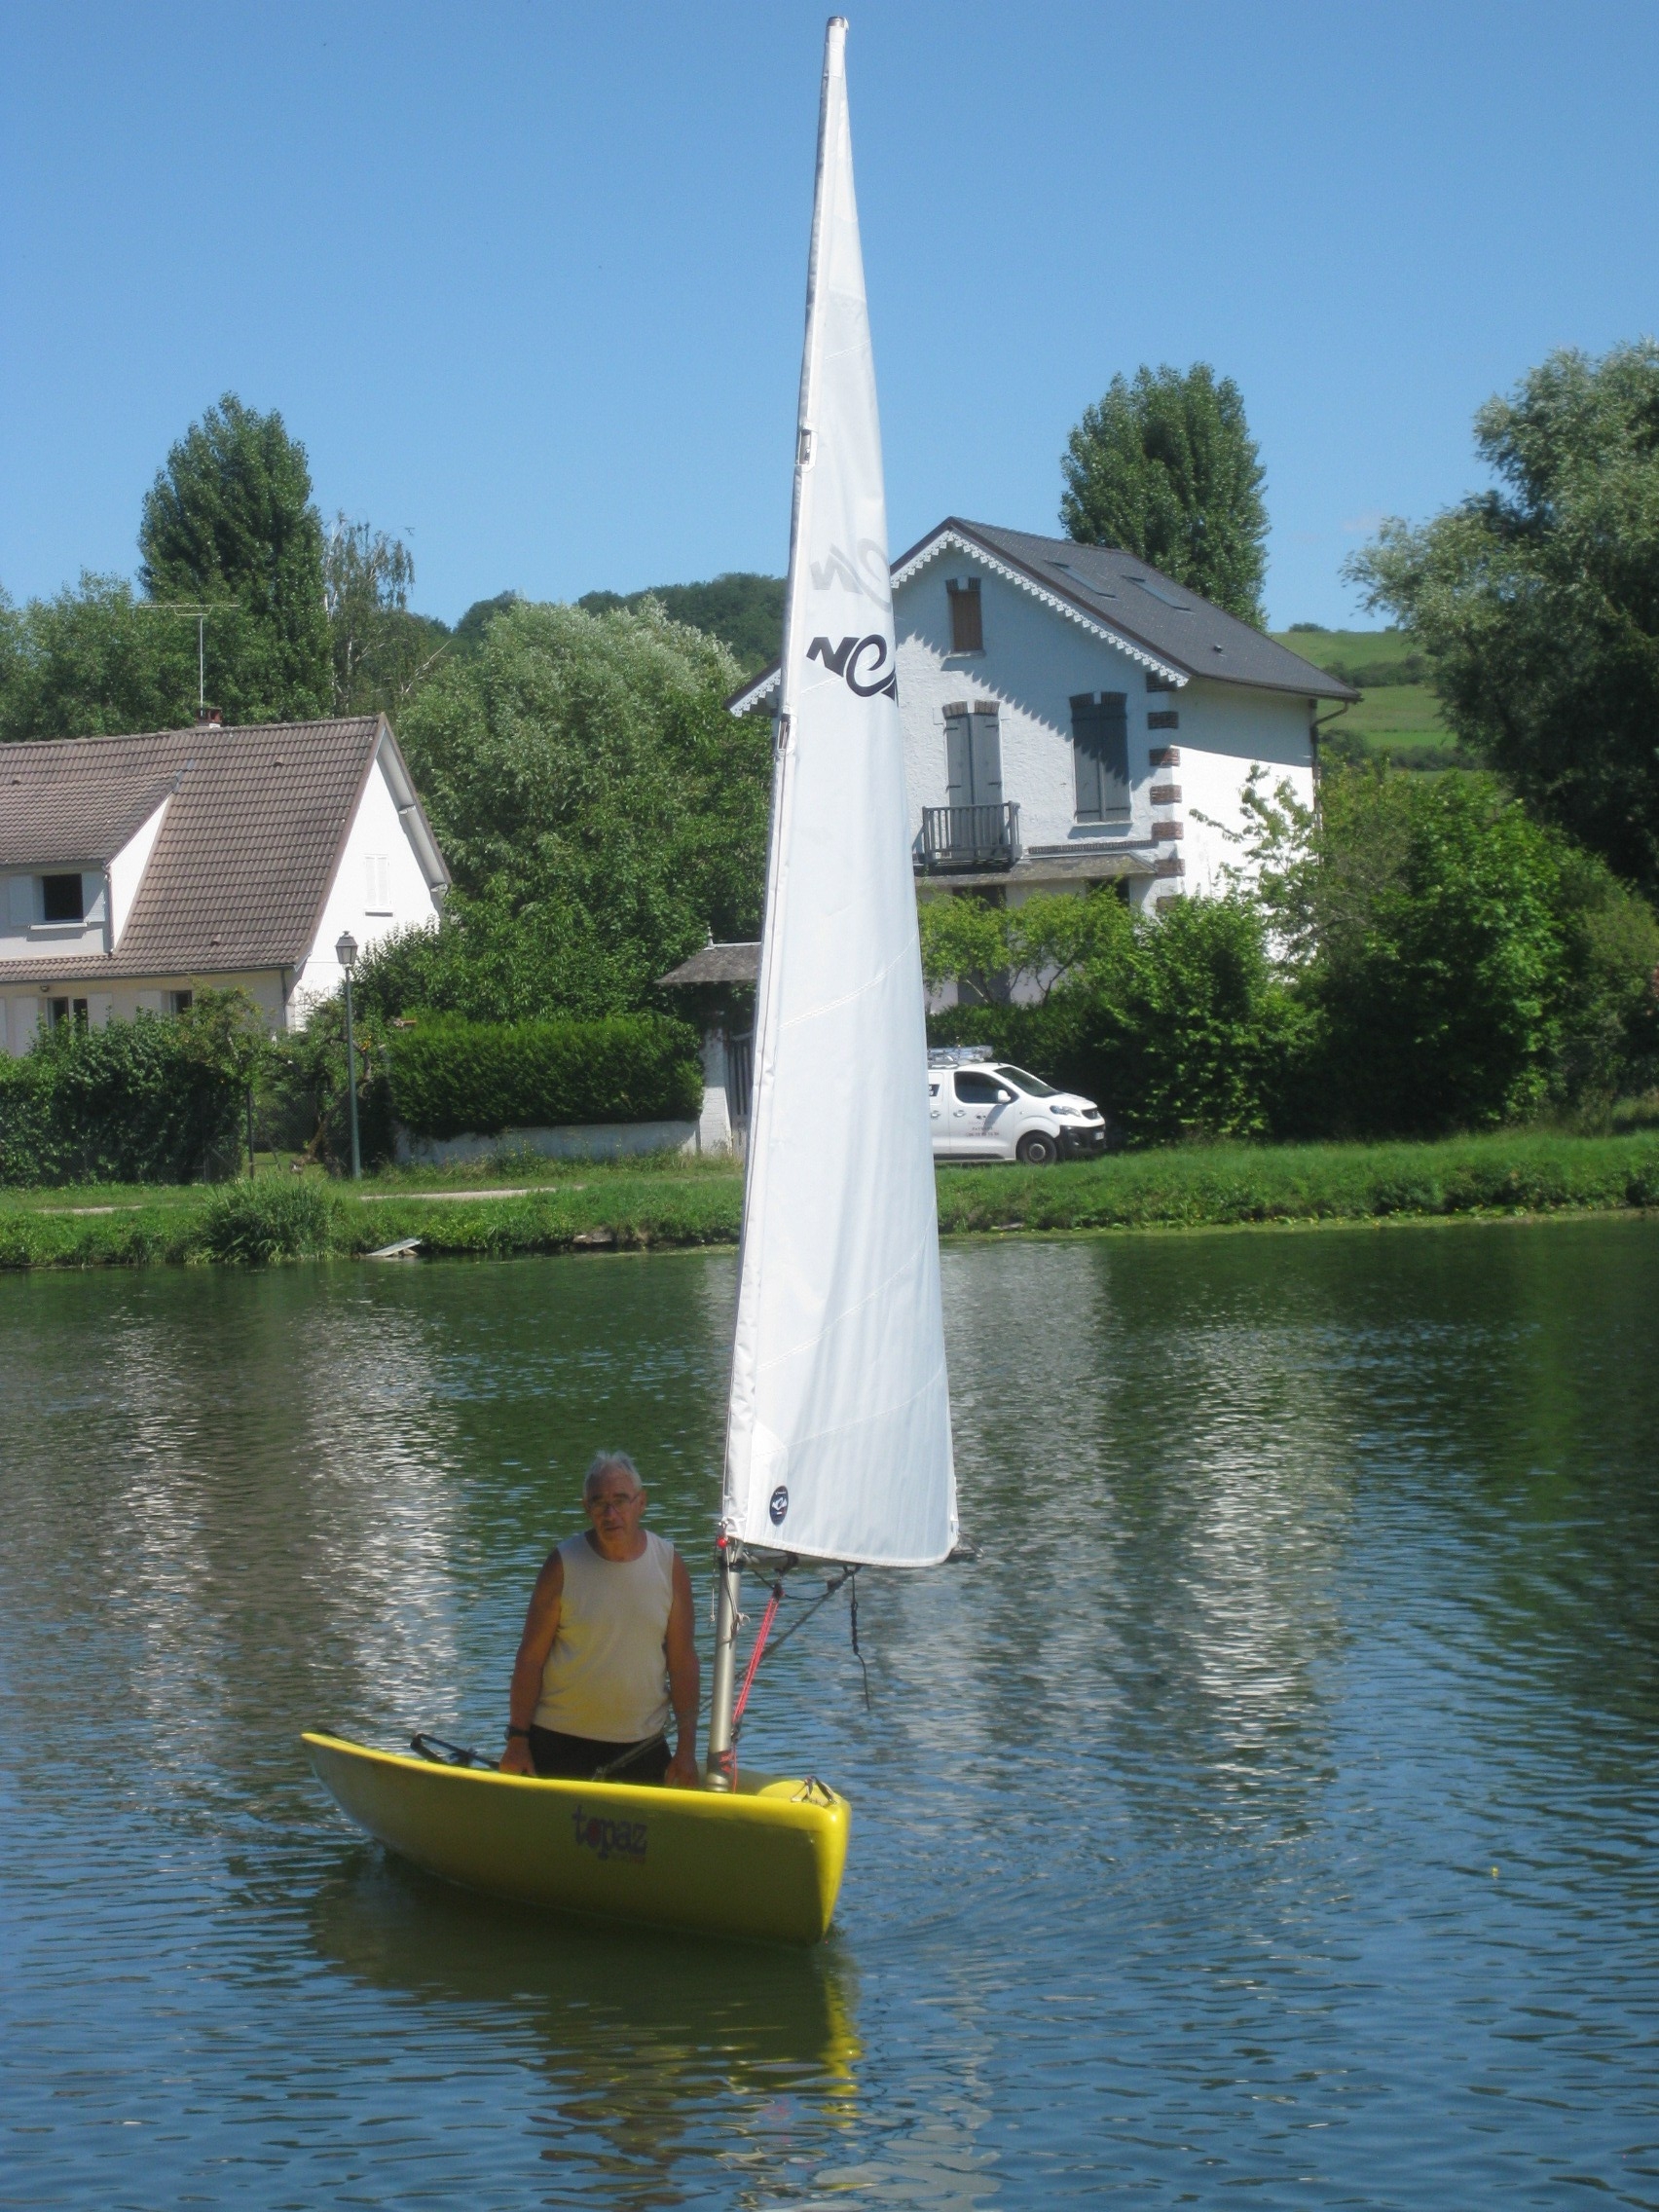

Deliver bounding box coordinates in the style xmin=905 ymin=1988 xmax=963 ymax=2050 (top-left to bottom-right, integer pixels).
xmin=307 ymin=1848 xmax=862 ymax=2204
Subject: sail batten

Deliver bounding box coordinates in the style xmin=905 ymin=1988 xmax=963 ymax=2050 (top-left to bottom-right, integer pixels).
xmin=720 ymin=16 xmax=957 ymax=1570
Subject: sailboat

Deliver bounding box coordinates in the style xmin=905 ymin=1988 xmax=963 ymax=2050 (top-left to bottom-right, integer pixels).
xmin=305 ymin=16 xmax=955 ymax=1947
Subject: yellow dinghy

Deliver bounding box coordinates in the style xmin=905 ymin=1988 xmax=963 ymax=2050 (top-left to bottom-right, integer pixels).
xmin=303 ymin=1732 xmax=850 ymax=1947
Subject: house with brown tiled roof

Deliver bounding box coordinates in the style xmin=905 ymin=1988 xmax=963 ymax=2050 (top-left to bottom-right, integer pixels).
xmin=0 ymin=714 xmax=448 ymax=1053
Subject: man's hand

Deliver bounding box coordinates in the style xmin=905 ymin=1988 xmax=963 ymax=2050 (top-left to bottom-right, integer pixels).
xmin=664 ymin=1743 xmax=700 ymax=1789
xmin=498 ymin=1736 xmax=535 ymax=1776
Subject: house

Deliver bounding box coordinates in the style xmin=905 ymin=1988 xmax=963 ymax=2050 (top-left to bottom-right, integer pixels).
xmin=730 ymin=518 xmax=1355 ymax=953
xmin=0 ymin=713 xmax=448 ymax=1054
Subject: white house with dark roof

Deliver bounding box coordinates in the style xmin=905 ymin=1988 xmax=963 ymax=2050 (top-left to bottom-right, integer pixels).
xmin=731 ymin=518 xmax=1355 ymax=923
xmin=0 ymin=714 xmax=448 ymax=1055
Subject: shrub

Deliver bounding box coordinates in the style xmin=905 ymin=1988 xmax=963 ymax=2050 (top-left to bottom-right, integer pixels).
xmin=0 ymin=1007 xmax=248 ymax=1185
xmin=199 ymin=1176 xmax=338 ymax=1265
xmin=385 ymin=1013 xmax=702 ymax=1139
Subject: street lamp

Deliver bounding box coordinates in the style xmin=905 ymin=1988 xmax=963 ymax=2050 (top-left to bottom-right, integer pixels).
xmin=336 ymin=931 xmax=361 ymax=1181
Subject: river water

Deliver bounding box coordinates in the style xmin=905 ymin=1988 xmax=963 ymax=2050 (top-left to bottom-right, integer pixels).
xmin=2 ymin=1219 xmax=1656 ymax=2209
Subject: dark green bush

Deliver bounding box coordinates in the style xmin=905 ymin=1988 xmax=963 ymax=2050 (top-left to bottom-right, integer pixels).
xmin=0 ymin=1013 xmax=246 ymax=1185
xmin=199 ymin=1177 xmax=338 ymax=1265
xmin=385 ymin=1013 xmax=702 ymax=1139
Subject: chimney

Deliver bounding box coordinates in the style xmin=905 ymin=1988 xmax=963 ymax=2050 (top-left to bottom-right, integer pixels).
xmin=196 ymin=705 xmax=223 ymax=728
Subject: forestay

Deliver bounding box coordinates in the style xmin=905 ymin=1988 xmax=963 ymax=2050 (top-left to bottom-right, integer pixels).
xmin=721 ymin=17 xmax=957 ymax=1569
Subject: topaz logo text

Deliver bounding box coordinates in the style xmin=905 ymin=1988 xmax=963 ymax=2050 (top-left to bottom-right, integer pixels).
xmin=769 ymin=1485 xmax=790 ymax=1526
xmin=808 ymin=539 xmax=892 ymax=608
xmin=806 ymin=633 xmax=898 ymax=700
xmin=571 ymin=1807 xmax=647 ymax=1862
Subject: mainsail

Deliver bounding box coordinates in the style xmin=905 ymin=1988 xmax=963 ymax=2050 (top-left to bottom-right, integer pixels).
xmin=720 ymin=16 xmax=957 ymax=1569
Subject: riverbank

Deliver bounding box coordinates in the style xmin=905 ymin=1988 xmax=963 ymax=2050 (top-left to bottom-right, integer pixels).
xmin=3 ymin=1128 xmax=1659 ymax=1268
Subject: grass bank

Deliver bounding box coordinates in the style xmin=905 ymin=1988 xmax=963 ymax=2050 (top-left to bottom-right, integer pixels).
xmin=3 ymin=1130 xmax=1659 ymax=1270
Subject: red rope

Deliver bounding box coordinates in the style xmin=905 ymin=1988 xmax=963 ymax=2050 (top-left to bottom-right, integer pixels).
xmin=730 ymin=1581 xmax=783 ymax=1733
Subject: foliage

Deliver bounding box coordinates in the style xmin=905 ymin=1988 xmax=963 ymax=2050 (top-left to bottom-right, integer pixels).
xmin=259 ymin=993 xmax=394 ymax=1169
xmin=1235 ymin=764 xmax=1659 ymax=1131
xmin=384 ymin=1012 xmax=702 ymax=1139
xmin=378 ymin=598 xmax=770 ymax=1019
xmin=0 ymin=993 xmax=262 ymax=1184
xmin=1348 ymin=341 xmax=1659 ymax=894
xmin=324 ymin=515 xmax=451 ymax=716
xmin=918 ymin=886 xmax=1135 ymax=1005
xmin=578 ymin=573 xmax=785 ymax=675
xmin=930 ymin=890 xmax=1299 ymax=1142
xmin=1060 ymin=363 xmax=1269 ymax=624
xmin=137 ymin=393 xmax=332 ymax=720
xmin=199 ymin=1176 xmax=338 ymax=1265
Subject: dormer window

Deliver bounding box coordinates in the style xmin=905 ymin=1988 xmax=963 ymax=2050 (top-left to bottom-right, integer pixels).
xmin=41 ymin=873 xmax=85 ymax=923
xmin=946 ymin=578 xmax=983 ymax=654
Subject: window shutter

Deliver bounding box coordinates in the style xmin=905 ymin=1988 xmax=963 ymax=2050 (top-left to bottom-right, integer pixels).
xmin=7 ymin=876 xmax=31 ymax=929
xmin=947 ymin=578 xmax=983 ymax=653
xmin=969 ymin=706 xmax=1002 ymax=807
xmin=1071 ymin=694 xmax=1128 ymax=821
xmin=944 ymin=707 xmax=972 ymax=806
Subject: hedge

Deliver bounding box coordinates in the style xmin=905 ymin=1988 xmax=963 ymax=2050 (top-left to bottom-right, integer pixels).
xmin=0 ymin=1016 xmax=245 ymax=1186
xmin=385 ymin=1013 xmax=703 ymax=1140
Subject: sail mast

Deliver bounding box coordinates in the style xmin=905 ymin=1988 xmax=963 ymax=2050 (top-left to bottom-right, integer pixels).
xmin=709 ymin=11 xmax=956 ymax=1781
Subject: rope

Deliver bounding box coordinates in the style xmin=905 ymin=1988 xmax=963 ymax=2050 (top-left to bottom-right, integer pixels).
xmin=730 ymin=1580 xmax=783 ymax=1738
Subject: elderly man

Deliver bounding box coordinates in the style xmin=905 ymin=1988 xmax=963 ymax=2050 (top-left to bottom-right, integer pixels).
xmin=498 ymin=1452 xmax=700 ymax=1788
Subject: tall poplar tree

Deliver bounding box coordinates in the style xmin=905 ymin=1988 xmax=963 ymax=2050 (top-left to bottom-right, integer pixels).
xmin=1060 ymin=363 xmax=1269 ymax=625
xmin=139 ymin=393 xmax=332 ymax=719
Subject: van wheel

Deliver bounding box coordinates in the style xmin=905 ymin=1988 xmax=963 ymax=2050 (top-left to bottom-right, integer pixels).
xmin=1016 ymin=1131 xmax=1058 ymax=1167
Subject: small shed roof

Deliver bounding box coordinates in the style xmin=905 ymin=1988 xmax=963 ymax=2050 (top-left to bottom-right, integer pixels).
xmin=657 ymin=940 xmax=760 ymax=987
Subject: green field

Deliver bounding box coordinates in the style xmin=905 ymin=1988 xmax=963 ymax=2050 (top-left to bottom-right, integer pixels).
xmin=1271 ymin=626 xmax=1457 ymax=762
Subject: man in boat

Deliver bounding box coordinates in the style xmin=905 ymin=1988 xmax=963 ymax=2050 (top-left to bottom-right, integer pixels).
xmin=498 ymin=1451 xmax=701 ymax=1788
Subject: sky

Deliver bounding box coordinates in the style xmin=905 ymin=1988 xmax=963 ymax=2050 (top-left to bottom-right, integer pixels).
xmin=3 ymin=1 xmax=1657 ymax=632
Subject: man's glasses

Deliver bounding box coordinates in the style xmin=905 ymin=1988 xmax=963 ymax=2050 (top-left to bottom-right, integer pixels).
xmin=586 ymin=1493 xmax=641 ymax=1515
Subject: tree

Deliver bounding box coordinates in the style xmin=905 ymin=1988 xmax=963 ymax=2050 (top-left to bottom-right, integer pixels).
xmin=323 ymin=515 xmax=450 ymax=716
xmin=1348 ymin=341 xmax=1659 ymax=897
xmin=0 ymin=574 xmax=199 ymax=742
xmin=360 ymin=598 xmax=772 ymax=1021
xmin=139 ymin=392 xmax=331 ymax=719
xmin=1060 ymin=364 xmax=1269 ymax=623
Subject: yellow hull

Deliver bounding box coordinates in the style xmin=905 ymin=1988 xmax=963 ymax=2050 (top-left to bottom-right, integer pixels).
xmin=302 ymin=1732 xmax=851 ymax=1946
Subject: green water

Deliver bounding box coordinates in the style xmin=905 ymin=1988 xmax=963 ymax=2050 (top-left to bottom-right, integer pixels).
xmin=2 ymin=1219 xmax=1656 ymax=2207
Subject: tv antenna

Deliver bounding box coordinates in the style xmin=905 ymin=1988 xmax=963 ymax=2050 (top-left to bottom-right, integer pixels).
xmin=136 ymin=602 xmax=215 ymax=712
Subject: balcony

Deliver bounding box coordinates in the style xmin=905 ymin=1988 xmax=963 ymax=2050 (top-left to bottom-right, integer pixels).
xmin=917 ymin=802 xmax=1021 ymax=872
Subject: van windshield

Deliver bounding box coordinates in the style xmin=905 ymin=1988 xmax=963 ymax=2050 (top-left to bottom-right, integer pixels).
xmin=995 ymin=1064 xmax=1058 ymax=1099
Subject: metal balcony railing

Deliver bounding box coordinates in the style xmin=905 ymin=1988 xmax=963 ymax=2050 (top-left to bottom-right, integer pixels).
xmin=917 ymin=801 xmax=1021 ymax=871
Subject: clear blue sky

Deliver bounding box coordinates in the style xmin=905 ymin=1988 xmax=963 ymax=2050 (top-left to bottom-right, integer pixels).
xmin=4 ymin=1 xmax=1656 ymax=630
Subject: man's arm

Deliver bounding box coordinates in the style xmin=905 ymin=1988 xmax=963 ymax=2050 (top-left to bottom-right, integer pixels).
xmin=498 ymin=1550 xmax=564 ymax=1774
xmin=663 ymin=1549 xmax=701 ymax=1788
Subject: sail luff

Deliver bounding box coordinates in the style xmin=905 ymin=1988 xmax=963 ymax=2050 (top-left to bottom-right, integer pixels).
xmin=720 ymin=16 xmax=957 ymax=1571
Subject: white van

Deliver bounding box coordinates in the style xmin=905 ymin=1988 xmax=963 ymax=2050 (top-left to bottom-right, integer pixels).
xmin=928 ymin=1047 xmax=1106 ymax=1165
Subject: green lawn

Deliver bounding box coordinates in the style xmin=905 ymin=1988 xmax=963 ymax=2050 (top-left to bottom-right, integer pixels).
xmin=1271 ymin=627 xmax=1456 ymax=761
xmin=5 ymin=1130 xmax=1659 ymax=1269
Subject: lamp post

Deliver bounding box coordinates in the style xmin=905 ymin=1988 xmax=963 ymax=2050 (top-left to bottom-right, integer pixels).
xmin=336 ymin=932 xmax=361 ymax=1181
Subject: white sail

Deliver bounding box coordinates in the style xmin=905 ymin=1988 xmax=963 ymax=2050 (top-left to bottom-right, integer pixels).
xmin=721 ymin=16 xmax=957 ymax=1569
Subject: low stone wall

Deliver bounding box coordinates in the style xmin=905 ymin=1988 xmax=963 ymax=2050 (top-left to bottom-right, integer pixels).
xmin=394 ymin=1119 xmax=714 ymax=1167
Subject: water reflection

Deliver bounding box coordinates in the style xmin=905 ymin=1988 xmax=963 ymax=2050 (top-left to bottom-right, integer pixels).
xmin=3 ymin=1224 xmax=1657 ymax=2207
xmin=307 ymin=1853 xmax=862 ymax=2208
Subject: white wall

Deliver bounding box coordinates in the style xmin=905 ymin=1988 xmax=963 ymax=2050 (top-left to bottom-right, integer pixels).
xmin=289 ymin=745 xmax=444 ymax=1024
xmin=108 ymin=795 xmax=171 ymax=947
xmin=1173 ymin=682 xmax=1316 ymax=899
xmin=1 ymin=970 xmax=288 ymax=1057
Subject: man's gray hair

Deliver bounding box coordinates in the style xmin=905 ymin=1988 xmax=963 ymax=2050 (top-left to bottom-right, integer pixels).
xmin=583 ymin=1450 xmax=642 ymax=1496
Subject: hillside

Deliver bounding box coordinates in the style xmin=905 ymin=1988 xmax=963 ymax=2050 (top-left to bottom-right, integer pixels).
xmin=577 ymin=572 xmax=784 ymax=674
xmin=1271 ymin=625 xmax=1458 ymax=764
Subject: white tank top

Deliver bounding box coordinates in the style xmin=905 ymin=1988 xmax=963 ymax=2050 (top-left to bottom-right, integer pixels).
xmin=534 ymin=1529 xmax=676 ymax=1743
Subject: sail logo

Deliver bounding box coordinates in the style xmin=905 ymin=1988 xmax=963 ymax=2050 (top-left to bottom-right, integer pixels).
xmin=571 ymin=1807 xmax=647 ymax=1863
xmin=806 ymin=634 xmax=898 ymax=700
xmin=809 ymin=538 xmax=891 ymax=607
xmin=769 ymin=1485 xmax=790 ymax=1526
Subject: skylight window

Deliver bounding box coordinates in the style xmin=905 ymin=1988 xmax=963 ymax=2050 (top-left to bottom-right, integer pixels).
xmin=1047 ymin=561 xmax=1116 ymax=599
xmin=1125 ymin=576 xmax=1191 ymax=610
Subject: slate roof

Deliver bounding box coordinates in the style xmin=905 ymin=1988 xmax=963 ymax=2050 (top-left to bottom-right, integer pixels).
xmin=658 ymin=940 xmax=760 ymax=987
xmin=727 ymin=518 xmax=1358 ymax=712
xmin=0 ymin=717 xmax=448 ymax=984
